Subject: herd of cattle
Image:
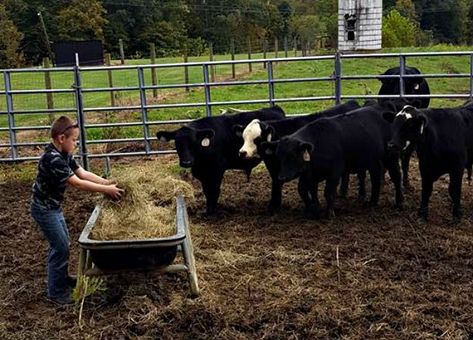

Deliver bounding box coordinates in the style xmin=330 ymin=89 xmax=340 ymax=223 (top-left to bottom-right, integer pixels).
xmin=157 ymin=66 xmax=473 ymax=222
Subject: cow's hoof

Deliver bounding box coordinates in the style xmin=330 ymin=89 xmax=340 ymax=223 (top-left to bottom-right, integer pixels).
xmin=417 ymin=208 xmax=428 ymax=223
xmin=267 ymin=203 xmax=281 ymax=216
xmin=304 ymin=208 xmax=321 ymax=220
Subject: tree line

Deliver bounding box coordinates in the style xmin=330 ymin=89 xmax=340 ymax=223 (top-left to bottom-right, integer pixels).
xmin=1 ymin=0 xmax=473 ymax=68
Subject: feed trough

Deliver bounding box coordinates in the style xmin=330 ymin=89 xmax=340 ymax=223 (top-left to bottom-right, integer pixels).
xmin=78 ymin=195 xmax=199 ymax=297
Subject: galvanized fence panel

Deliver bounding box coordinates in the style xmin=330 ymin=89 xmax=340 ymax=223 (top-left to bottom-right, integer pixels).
xmin=1 ymin=51 xmax=473 ymax=169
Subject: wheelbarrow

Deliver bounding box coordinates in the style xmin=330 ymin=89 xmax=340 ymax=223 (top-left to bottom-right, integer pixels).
xmin=77 ymin=195 xmax=199 ymax=297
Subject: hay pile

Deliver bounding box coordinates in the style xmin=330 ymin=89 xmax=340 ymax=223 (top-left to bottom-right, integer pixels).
xmin=91 ymin=163 xmax=195 ymax=240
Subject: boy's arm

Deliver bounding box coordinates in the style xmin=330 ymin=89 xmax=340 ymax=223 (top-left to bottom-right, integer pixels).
xmin=67 ymin=174 xmax=123 ymax=199
xmin=74 ymin=166 xmax=110 ymax=185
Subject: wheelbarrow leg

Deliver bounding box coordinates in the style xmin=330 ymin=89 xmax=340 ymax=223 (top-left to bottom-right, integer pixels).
xmin=182 ymin=207 xmax=199 ymax=297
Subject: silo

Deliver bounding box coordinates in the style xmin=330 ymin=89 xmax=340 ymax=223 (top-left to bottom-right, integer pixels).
xmin=338 ymin=0 xmax=383 ymax=51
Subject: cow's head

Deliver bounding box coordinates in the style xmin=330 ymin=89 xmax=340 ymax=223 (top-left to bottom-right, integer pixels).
xmin=383 ymin=105 xmax=428 ymax=153
xmin=238 ymin=119 xmax=275 ymax=159
xmin=157 ymin=126 xmax=215 ymax=168
xmin=261 ymin=137 xmax=313 ymax=182
xmin=378 ymin=67 xmax=428 ymax=108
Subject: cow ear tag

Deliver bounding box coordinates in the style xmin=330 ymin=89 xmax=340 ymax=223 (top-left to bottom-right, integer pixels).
xmin=414 ymin=83 xmax=420 ymax=90
xmin=267 ymin=133 xmax=272 ymax=142
xmin=201 ymin=138 xmax=210 ymax=147
xmin=420 ymin=123 xmax=424 ymax=135
xmin=303 ymin=150 xmax=311 ymax=162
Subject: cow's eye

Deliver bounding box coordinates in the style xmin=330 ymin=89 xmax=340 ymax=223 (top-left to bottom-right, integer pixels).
xmin=254 ymin=137 xmax=262 ymax=144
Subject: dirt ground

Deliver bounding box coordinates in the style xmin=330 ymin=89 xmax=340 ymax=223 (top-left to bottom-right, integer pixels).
xmin=1 ymin=155 xmax=473 ymax=339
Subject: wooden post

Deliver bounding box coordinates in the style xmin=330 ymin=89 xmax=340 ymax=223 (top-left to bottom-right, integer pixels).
xmin=247 ymin=37 xmax=252 ymax=73
xmin=284 ymin=36 xmax=288 ymax=58
xmin=209 ymin=42 xmax=215 ymax=82
xmin=43 ymin=57 xmax=55 ymax=123
xmin=184 ymin=49 xmax=190 ymax=92
xmin=150 ymin=43 xmax=158 ymax=98
xmin=263 ymin=39 xmax=267 ymax=69
xmin=231 ymin=39 xmax=236 ymax=79
xmin=105 ymin=53 xmax=115 ymax=108
xmin=275 ymin=38 xmax=279 ymax=59
xmin=119 ymin=39 xmax=125 ymax=65
xmin=294 ymin=37 xmax=297 ymax=57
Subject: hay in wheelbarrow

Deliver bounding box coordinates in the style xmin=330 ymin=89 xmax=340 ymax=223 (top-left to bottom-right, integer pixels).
xmin=90 ymin=163 xmax=195 ymax=240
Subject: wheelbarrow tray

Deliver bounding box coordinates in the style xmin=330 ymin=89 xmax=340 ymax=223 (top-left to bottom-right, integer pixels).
xmin=79 ymin=197 xmax=187 ymax=272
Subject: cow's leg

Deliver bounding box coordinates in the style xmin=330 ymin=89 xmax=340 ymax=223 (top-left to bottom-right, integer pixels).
xmin=324 ymin=178 xmax=339 ymax=218
xmin=264 ymin=159 xmax=283 ymax=214
xmin=339 ymin=172 xmax=349 ymax=197
xmin=368 ymin=164 xmax=382 ymax=207
xmin=357 ymin=171 xmax=366 ymax=202
xmin=401 ymin=145 xmax=415 ymax=190
xmin=201 ymin=172 xmax=224 ymax=216
xmin=449 ymin=169 xmax=463 ymax=220
xmin=298 ymin=177 xmax=321 ymax=218
xmin=386 ymin=157 xmax=404 ymax=209
xmin=419 ymin=177 xmax=433 ymax=221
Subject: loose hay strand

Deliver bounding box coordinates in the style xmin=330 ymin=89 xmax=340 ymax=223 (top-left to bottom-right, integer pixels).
xmin=90 ymin=162 xmax=195 ymax=240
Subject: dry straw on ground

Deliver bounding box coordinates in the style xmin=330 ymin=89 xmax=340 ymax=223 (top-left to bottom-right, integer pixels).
xmin=91 ymin=163 xmax=195 ymax=240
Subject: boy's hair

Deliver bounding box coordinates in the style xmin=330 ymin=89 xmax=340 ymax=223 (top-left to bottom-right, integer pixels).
xmin=51 ymin=116 xmax=79 ymax=139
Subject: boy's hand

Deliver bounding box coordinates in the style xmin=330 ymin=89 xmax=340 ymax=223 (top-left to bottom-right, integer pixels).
xmin=106 ymin=184 xmax=124 ymax=200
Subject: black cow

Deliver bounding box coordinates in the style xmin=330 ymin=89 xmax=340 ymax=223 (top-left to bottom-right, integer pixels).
xmin=262 ymin=103 xmax=404 ymax=218
xmin=156 ymin=106 xmax=285 ymax=215
xmin=236 ymin=100 xmax=361 ymax=213
xmin=384 ymin=102 xmax=473 ymax=221
xmin=378 ymin=66 xmax=431 ymax=189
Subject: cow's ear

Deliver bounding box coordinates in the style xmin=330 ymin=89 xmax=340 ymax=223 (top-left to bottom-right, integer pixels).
xmin=260 ymin=141 xmax=278 ymax=155
xmin=418 ymin=113 xmax=429 ymax=134
xmin=196 ymin=128 xmax=215 ymax=147
xmin=299 ymin=142 xmax=314 ymax=162
xmin=156 ymin=130 xmax=176 ymax=142
xmin=233 ymin=124 xmax=244 ymax=138
xmin=260 ymin=122 xmax=275 ymax=142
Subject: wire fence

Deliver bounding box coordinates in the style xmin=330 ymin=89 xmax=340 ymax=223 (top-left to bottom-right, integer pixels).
xmin=1 ymin=50 xmax=473 ymax=169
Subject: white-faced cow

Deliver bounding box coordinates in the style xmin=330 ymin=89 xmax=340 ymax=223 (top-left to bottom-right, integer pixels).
xmin=156 ymin=106 xmax=285 ymax=215
xmin=235 ymin=100 xmax=361 ymax=214
xmin=378 ymin=66 xmax=431 ymax=188
xmin=261 ymin=103 xmax=404 ymax=218
xmin=384 ymin=102 xmax=473 ymax=222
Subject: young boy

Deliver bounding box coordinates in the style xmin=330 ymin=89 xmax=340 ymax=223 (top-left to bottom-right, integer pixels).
xmin=31 ymin=116 xmax=123 ymax=305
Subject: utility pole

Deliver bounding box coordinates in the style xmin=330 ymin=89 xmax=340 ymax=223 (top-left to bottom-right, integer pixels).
xmin=37 ymin=12 xmax=54 ymax=62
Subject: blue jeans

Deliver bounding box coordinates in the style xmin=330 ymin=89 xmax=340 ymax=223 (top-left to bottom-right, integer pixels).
xmin=31 ymin=200 xmax=71 ymax=299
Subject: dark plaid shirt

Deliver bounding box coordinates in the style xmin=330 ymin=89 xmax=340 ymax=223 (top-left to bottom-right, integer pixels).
xmin=32 ymin=143 xmax=79 ymax=209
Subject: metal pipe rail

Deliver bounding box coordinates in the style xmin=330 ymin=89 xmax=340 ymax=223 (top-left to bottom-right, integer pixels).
xmin=1 ymin=51 xmax=473 ymax=166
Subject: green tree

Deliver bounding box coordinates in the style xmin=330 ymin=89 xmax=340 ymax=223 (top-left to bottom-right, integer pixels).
xmin=57 ymin=0 xmax=107 ymax=40
xmin=290 ymin=15 xmax=325 ymax=48
xmin=0 ymin=3 xmax=24 ymax=68
xmin=382 ymin=9 xmax=417 ymax=47
xmin=395 ymin=0 xmax=417 ymax=21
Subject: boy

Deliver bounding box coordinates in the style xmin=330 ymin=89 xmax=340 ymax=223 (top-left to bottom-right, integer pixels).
xmin=31 ymin=116 xmax=123 ymax=305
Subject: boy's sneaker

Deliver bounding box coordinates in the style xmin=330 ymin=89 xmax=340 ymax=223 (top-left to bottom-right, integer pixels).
xmin=47 ymin=295 xmax=74 ymax=306
xmin=66 ymin=275 xmax=77 ymax=287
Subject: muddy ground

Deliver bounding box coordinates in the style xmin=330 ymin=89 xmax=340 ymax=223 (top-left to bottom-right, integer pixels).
xmin=1 ymin=155 xmax=473 ymax=339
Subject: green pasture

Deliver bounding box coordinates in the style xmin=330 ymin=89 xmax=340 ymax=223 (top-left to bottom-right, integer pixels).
xmin=1 ymin=45 xmax=473 ymax=146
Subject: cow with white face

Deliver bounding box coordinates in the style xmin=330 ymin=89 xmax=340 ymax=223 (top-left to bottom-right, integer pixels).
xmin=384 ymin=101 xmax=473 ymax=222
xmin=234 ymin=100 xmax=361 ymax=213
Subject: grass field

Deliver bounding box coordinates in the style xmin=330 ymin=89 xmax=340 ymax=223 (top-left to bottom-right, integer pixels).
xmin=1 ymin=45 xmax=473 ymax=151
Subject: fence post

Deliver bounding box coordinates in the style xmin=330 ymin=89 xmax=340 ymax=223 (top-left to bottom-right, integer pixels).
xmin=284 ymin=36 xmax=288 ymax=58
xmin=150 ymin=43 xmax=158 ymax=98
xmin=43 ymin=57 xmax=55 ymax=123
xmin=334 ymin=51 xmax=342 ymax=105
xmin=119 ymin=39 xmax=125 ymax=65
xmin=470 ymin=54 xmax=473 ymax=100
xmin=3 ymin=71 xmax=17 ymax=160
xmin=73 ymin=64 xmax=89 ymax=170
xmin=137 ymin=67 xmax=151 ymax=154
xmin=263 ymin=39 xmax=267 ymax=69
xmin=203 ymin=64 xmax=212 ymax=117
xmin=184 ymin=49 xmax=190 ymax=92
xmin=267 ymin=61 xmax=275 ymax=107
xmin=247 ymin=37 xmax=252 ymax=73
xmin=231 ymin=39 xmax=236 ymax=79
xmin=294 ymin=37 xmax=297 ymax=57
xmin=399 ymin=54 xmax=406 ymax=100
xmin=209 ymin=42 xmax=216 ymax=82
xmin=105 ymin=53 xmax=115 ymax=108
xmin=275 ymin=38 xmax=279 ymax=59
